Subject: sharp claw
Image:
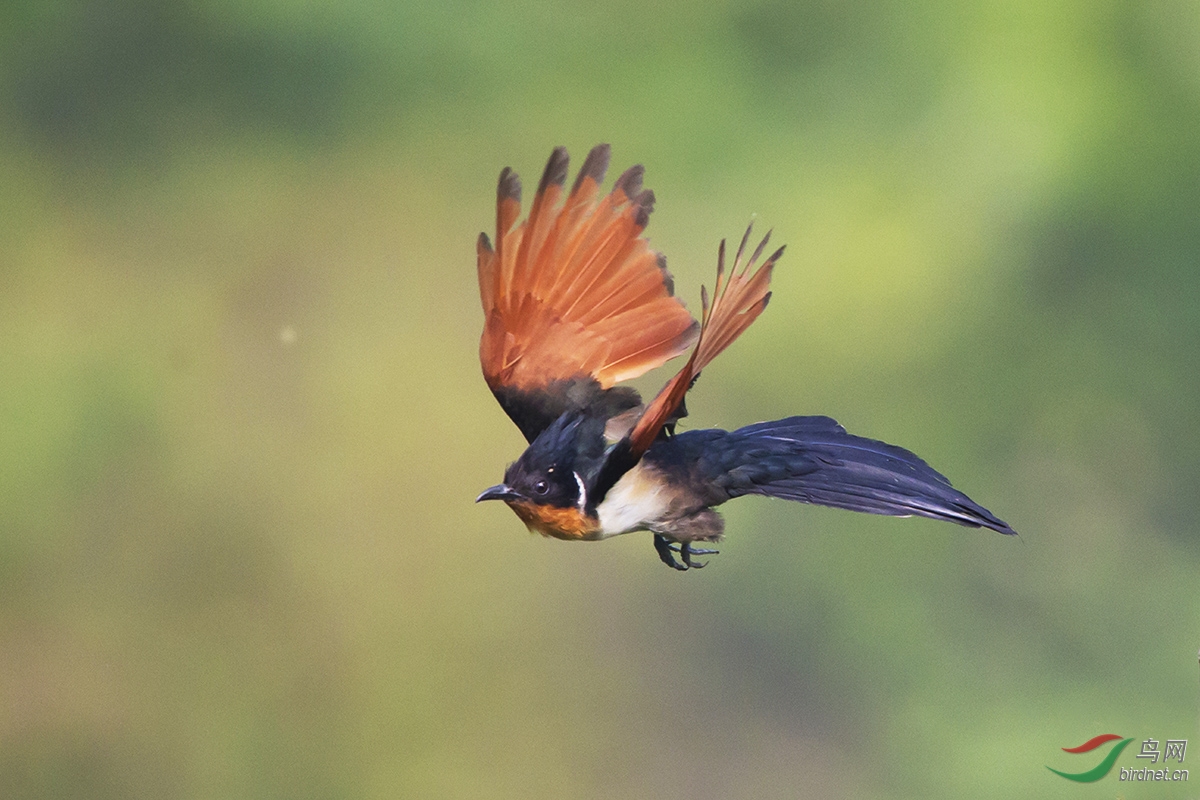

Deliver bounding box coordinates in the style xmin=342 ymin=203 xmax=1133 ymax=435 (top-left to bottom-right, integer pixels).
xmin=654 ymin=534 xmax=686 ymax=570
xmin=655 ymin=536 xmax=720 ymax=571
xmin=666 ymin=544 xmax=719 ymax=555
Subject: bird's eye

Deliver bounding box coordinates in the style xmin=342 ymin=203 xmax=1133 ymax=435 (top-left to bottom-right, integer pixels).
xmin=533 ymin=480 xmax=549 ymax=495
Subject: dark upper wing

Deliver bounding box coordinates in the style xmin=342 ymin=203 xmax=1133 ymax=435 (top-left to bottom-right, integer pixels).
xmin=715 ymin=416 xmax=1017 ymax=534
xmin=478 ymin=145 xmax=699 ymax=442
xmin=647 ymin=415 xmax=1016 ymax=535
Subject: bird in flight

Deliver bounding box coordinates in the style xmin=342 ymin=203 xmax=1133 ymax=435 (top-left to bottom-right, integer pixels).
xmin=475 ymin=145 xmax=1015 ymax=570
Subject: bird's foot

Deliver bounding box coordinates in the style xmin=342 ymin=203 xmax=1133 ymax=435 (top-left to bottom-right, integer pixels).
xmin=653 ymin=534 xmax=719 ymax=570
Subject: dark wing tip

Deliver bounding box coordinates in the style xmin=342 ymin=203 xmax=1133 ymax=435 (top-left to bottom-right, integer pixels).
xmin=631 ymin=189 xmax=655 ymax=228
xmin=953 ymin=502 xmax=1018 ymax=536
xmin=498 ymin=166 xmax=522 ymax=204
xmin=572 ymin=144 xmax=611 ymax=194
xmin=478 ymin=231 xmax=493 ymax=253
xmin=735 ymin=224 xmax=754 ymax=266
xmin=655 ymin=251 xmax=675 ymax=295
xmin=537 ymin=146 xmax=570 ymax=197
xmin=975 ymin=509 xmax=1018 ymax=536
xmin=748 ymin=229 xmax=772 ymax=267
xmin=613 ymin=164 xmax=645 ymax=200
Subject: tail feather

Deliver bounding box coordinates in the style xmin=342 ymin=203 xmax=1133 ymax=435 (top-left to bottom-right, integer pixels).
xmin=695 ymin=415 xmax=1015 ymax=535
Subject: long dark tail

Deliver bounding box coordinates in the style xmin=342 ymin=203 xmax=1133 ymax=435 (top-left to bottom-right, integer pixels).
xmin=677 ymin=416 xmax=1016 ymax=534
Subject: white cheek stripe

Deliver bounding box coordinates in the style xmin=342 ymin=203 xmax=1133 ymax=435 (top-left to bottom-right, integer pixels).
xmin=574 ymin=471 xmax=587 ymax=511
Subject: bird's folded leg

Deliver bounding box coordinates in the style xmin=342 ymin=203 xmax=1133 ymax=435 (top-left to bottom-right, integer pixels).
xmin=653 ymin=533 xmax=685 ymax=570
xmin=653 ymin=534 xmax=719 ymax=570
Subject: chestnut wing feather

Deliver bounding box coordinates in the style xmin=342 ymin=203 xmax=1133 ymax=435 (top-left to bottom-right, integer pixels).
xmin=627 ymin=227 xmax=783 ymax=459
xmin=478 ymin=145 xmax=699 ymax=442
xmin=587 ymin=227 xmax=782 ymax=507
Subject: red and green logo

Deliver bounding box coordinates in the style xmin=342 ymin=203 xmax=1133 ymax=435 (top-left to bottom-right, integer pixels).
xmin=1047 ymin=734 xmax=1135 ymax=782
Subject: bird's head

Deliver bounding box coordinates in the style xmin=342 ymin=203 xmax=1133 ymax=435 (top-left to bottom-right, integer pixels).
xmin=475 ymin=413 xmax=602 ymax=539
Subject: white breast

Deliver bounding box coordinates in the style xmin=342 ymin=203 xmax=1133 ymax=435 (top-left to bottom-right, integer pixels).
xmin=595 ymin=461 xmax=673 ymax=538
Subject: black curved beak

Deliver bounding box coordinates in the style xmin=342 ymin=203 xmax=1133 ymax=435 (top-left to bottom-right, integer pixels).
xmin=476 ymin=484 xmax=521 ymax=503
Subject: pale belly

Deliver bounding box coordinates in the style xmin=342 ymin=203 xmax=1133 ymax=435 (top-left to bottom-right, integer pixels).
xmin=595 ymin=461 xmax=674 ymax=538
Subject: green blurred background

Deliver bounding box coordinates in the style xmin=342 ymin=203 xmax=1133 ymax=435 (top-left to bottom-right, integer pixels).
xmin=2 ymin=0 xmax=1198 ymax=797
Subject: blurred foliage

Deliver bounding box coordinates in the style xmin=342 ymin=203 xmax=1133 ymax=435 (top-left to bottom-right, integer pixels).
xmin=1 ymin=0 xmax=1198 ymax=798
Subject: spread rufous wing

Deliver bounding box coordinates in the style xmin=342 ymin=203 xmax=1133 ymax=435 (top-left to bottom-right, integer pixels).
xmin=478 ymin=145 xmax=699 ymax=442
xmin=626 ymin=226 xmax=783 ymax=459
